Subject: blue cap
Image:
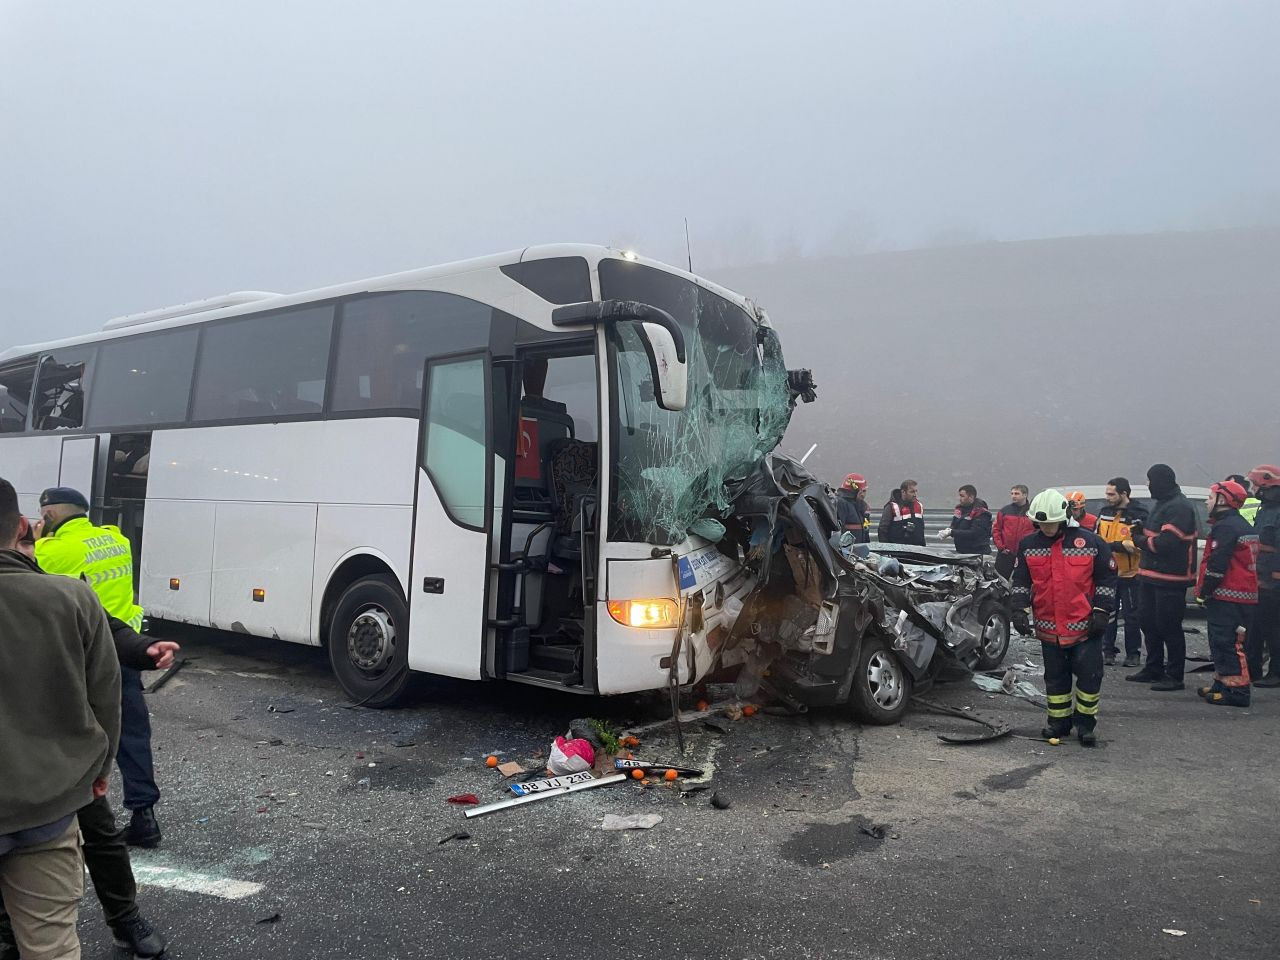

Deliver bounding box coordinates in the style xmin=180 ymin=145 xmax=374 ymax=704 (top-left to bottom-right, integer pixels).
xmin=39 ymin=487 xmax=89 ymax=510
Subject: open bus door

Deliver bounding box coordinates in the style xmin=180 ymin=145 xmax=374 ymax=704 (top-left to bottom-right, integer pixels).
xmin=407 ymin=352 xmax=498 ymax=679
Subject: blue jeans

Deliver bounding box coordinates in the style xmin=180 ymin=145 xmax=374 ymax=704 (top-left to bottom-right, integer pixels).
xmin=1104 ymin=577 xmax=1143 ymax=657
xmin=118 ymin=666 xmax=160 ymax=811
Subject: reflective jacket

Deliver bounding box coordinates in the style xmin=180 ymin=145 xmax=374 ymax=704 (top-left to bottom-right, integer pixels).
xmin=1135 ymin=487 xmax=1198 ymax=588
xmin=1196 ymin=510 xmax=1259 ymax=604
xmin=1094 ymin=501 xmax=1149 ymax=579
xmin=1257 ymin=496 xmax=1280 ymax=590
xmin=878 ymin=497 xmax=926 ymax=546
xmin=1012 ymin=527 xmax=1117 ymax=646
xmin=35 ymin=516 xmax=144 ymax=631
xmin=1240 ymin=497 xmax=1260 ymax=525
xmin=993 ymin=503 xmax=1034 ymax=555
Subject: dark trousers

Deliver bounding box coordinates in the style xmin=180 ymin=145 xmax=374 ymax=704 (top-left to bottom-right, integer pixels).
xmin=1248 ymin=588 xmax=1279 ymax=680
xmin=1042 ymin=634 xmax=1104 ymax=733
xmin=1139 ymin=581 xmax=1187 ymax=682
xmin=119 ymin=666 xmax=160 ymax=811
xmin=995 ymin=551 xmax=1016 ymax=580
xmin=1104 ymin=577 xmax=1143 ymax=657
xmin=0 ymin=796 xmax=139 ymax=935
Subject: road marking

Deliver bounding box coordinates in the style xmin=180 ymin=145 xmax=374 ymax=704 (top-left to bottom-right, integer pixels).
xmin=132 ymin=864 xmax=264 ymax=900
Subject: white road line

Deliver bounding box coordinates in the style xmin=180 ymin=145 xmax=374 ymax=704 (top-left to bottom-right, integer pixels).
xmin=131 ymin=864 xmax=264 ymax=900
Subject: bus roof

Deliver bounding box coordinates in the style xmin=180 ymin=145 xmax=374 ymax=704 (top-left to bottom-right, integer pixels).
xmin=0 ymin=243 xmax=762 ymax=364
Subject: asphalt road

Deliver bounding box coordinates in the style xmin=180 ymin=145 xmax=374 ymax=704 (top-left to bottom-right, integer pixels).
xmin=79 ymin=620 xmax=1278 ymax=960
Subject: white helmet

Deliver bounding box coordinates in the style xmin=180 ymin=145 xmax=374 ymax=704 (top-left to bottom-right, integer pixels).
xmin=1029 ymin=489 xmax=1069 ymax=525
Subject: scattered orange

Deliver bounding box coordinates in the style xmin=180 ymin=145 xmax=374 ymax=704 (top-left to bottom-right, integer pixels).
xmin=485 ymin=755 xmax=498 ymax=768
xmin=664 ymin=769 xmax=678 ymax=781
xmin=696 ymin=700 xmax=709 ymax=712
xmin=631 ymin=768 xmax=645 ymax=780
xmin=742 ymin=705 xmax=757 ymax=717
xmin=625 ymin=751 xmax=634 ymax=760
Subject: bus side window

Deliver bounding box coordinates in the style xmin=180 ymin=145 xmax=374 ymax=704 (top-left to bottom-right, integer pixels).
xmin=0 ymin=359 xmax=38 ymax=433
xmin=32 ymin=348 xmax=96 ymax=431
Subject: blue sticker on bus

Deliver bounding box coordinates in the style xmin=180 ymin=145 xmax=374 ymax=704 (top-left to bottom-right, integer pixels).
xmin=677 ymin=556 xmax=696 ymax=590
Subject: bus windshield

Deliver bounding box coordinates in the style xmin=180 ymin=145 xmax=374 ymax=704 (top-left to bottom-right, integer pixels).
xmin=600 ymin=260 xmax=793 ymax=545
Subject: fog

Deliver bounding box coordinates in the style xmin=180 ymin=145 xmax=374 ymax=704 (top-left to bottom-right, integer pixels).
xmin=2 ymin=1 xmax=1277 ymax=503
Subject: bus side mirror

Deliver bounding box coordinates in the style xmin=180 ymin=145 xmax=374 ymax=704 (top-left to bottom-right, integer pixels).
xmin=551 ymin=299 xmax=689 ymax=411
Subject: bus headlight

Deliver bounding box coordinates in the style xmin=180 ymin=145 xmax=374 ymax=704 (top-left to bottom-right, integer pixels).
xmin=607 ymin=598 xmax=680 ymax=629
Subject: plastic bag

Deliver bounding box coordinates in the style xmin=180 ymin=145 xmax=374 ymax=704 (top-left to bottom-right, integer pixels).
xmin=547 ymin=736 xmax=596 ymax=775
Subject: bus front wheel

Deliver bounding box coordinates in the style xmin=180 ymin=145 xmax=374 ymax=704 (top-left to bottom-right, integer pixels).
xmin=328 ymin=575 xmax=412 ymax=708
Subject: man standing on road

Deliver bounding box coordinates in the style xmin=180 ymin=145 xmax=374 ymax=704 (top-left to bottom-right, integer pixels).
xmin=939 ymin=484 xmax=992 ymax=554
xmin=1066 ymin=491 xmax=1099 ymax=531
xmin=1095 ymin=478 xmax=1149 ymax=667
xmin=1126 ymin=464 xmax=1199 ymax=692
xmin=35 ymin=487 xmax=162 ymax=848
xmin=993 ymin=485 xmax=1034 ymax=579
xmin=1011 ymin=489 xmax=1117 ymax=746
xmin=835 ymin=473 xmax=871 ymax=545
xmin=1246 ymin=464 xmax=1280 ymax=687
xmin=0 ymin=477 xmax=121 ymax=960
xmin=878 ymin=479 xmax=926 ymax=546
xmin=1225 ymin=474 xmax=1261 ymax=525
xmin=1194 ymin=480 xmax=1259 ymax=707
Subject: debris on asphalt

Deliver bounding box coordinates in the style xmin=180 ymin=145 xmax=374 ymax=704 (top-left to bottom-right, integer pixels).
xmin=301 ymin=822 xmax=326 ymax=830
xmin=464 ymin=773 xmax=628 ymax=819
xmin=267 ymin=704 xmax=295 ymax=714
xmin=547 ymin=736 xmax=595 ymax=775
xmin=356 ymin=777 xmax=371 ymax=791
xmin=703 ymin=717 xmax=733 ymax=735
xmin=859 ymin=823 xmax=891 ymax=840
xmin=446 ymin=794 xmax=480 ymax=805
xmin=511 ymin=772 xmax=596 ymax=796
xmin=144 ymin=656 xmax=187 ymax=693
xmin=255 ymin=913 xmax=282 ymax=925
xmin=438 ymin=830 xmax=471 ymax=845
xmin=1162 ymin=929 xmax=1187 ymax=937
xmin=601 ymin=813 xmax=663 ymax=831
xmin=568 ymin=718 xmax=608 ymax=751
xmin=496 ymin=761 xmax=525 ymax=777
xmin=710 ymin=791 xmax=732 ymax=810
xmin=680 ymin=782 xmax=712 ymax=795
xmin=614 ymin=758 xmax=704 ymax=777
xmin=485 ymin=755 xmax=499 ymax=768
xmin=392 ymin=739 xmax=416 ymax=748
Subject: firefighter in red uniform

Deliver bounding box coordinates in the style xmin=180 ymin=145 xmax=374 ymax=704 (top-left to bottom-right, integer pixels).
xmin=1011 ymin=489 xmax=1118 ymax=746
xmin=1195 ymin=480 xmax=1259 ymax=707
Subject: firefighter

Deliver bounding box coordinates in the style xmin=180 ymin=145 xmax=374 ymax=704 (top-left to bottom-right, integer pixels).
xmin=835 ymin=473 xmax=871 ymax=544
xmin=1011 ymin=489 xmax=1117 ymax=746
xmin=34 ymin=488 xmax=162 ymax=848
xmin=1249 ymin=464 xmax=1280 ymax=686
xmin=1066 ymin=490 xmax=1099 ymax=530
xmin=1195 ymin=480 xmax=1259 ymax=707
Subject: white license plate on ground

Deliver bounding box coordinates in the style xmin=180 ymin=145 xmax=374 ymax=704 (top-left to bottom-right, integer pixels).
xmin=510 ymin=771 xmax=595 ymax=796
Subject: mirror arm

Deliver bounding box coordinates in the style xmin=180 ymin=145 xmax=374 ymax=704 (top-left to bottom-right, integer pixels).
xmin=551 ymin=300 xmax=686 ymax=363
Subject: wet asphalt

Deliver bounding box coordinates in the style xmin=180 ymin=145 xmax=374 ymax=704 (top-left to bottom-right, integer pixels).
xmin=78 ymin=619 xmax=1279 ymax=960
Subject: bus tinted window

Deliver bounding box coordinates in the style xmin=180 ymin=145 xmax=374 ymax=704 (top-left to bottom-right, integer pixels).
xmin=192 ymin=306 xmax=333 ymax=422
xmin=33 ymin=347 xmax=95 ymax=431
xmin=500 ymin=257 xmax=592 ymax=304
xmin=88 ymin=329 xmax=198 ymax=428
xmin=0 ymin=359 xmax=37 ymax=432
xmin=331 ymin=292 xmax=491 ymax=413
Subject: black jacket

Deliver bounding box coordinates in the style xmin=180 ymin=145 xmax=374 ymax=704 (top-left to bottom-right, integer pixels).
xmin=108 ymin=617 xmax=155 ymax=671
xmin=950 ymin=500 xmax=993 ymax=555
xmin=878 ymin=494 xmax=926 ymax=546
xmin=1252 ymin=492 xmax=1279 ymax=590
xmin=1136 ymin=485 xmax=1199 ymax=587
xmin=835 ymin=489 xmax=869 ymax=544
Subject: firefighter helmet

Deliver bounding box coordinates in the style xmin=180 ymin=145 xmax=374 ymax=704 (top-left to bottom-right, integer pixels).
xmin=842 ymin=473 xmax=867 ymax=491
xmin=1030 ymin=489 xmax=1069 ymax=525
xmin=1248 ymin=464 xmax=1280 ymax=489
xmin=1210 ymin=480 xmax=1248 ymax=511
xmin=1066 ymin=490 xmax=1086 ymax=507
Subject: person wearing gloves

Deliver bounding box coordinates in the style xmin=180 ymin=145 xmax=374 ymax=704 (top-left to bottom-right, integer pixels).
xmin=938 ymin=485 xmax=992 ymax=554
xmin=1010 ymin=489 xmax=1117 ymax=746
xmin=1194 ymin=480 xmax=1259 ymax=707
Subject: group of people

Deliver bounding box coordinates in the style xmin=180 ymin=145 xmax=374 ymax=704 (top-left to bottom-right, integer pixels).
xmin=834 ymin=463 xmax=1280 ymax=743
xmin=0 ymin=482 xmax=173 ymax=960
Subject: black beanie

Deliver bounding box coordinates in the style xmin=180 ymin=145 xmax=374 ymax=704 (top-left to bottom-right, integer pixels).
xmin=1147 ymin=463 xmax=1177 ymax=499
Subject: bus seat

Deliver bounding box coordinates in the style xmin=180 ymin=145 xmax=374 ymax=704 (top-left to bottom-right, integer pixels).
xmin=548 ymin=438 xmax=598 ymax=537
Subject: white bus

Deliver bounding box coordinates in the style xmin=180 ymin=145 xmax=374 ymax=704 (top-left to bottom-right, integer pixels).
xmin=0 ymin=245 xmax=802 ymax=706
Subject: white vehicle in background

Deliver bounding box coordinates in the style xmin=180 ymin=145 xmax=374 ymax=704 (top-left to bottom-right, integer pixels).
xmin=0 ymin=245 xmax=806 ymax=706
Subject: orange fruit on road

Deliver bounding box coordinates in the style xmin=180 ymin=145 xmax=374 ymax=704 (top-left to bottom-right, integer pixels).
xmin=696 ymin=700 xmax=709 ymax=712
xmin=631 ymin=768 xmax=645 ymax=779
xmin=485 ymin=756 xmax=499 ymax=768
xmin=664 ymin=769 xmax=678 ymax=781
xmin=742 ymin=705 xmax=757 ymax=717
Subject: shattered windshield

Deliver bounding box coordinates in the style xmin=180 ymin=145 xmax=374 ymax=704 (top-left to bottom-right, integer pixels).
xmin=600 ymin=260 xmax=793 ymax=545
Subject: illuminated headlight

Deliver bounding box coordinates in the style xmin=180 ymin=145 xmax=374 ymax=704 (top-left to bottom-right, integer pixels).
xmin=607 ymin=598 xmax=680 ymax=629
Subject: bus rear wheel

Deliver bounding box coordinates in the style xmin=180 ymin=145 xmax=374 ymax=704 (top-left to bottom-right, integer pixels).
xmin=328 ymin=575 xmax=412 ymax=708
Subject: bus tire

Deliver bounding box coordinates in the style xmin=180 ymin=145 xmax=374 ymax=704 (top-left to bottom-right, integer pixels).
xmin=328 ymin=574 xmax=412 ymax=708
xmin=847 ymin=635 xmax=912 ymax=725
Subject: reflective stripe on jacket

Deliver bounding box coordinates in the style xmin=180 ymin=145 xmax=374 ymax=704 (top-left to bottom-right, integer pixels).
xmin=1136 ymin=489 xmax=1198 ymax=587
xmin=1197 ymin=510 xmax=1259 ymax=604
xmin=34 ymin=516 xmax=144 ymax=630
xmin=1011 ymin=528 xmax=1117 ymax=646
xmin=1094 ymin=502 xmax=1149 ymax=578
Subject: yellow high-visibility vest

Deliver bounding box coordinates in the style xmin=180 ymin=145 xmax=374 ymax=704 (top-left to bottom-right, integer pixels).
xmin=35 ymin=516 xmax=144 ymax=631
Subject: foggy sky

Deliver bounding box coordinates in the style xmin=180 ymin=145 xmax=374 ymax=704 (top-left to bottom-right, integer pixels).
xmin=3 ymin=1 xmax=1279 ymax=344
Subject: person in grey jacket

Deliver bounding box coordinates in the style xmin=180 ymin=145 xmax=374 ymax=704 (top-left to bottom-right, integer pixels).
xmin=0 ymin=477 xmax=120 ymax=960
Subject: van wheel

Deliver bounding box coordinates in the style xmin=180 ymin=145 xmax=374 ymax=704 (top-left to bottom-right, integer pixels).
xmin=973 ymin=601 xmax=1012 ymax=672
xmin=328 ymin=575 xmax=411 ymax=708
xmin=848 ymin=635 xmax=913 ymax=725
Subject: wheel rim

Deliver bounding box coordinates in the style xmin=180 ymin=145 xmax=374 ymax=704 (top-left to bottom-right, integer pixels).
xmin=347 ymin=604 xmax=397 ymax=675
xmin=867 ymin=650 xmax=904 ymax=710
xmin=982 ymin=613 xmax=1009 ymax=658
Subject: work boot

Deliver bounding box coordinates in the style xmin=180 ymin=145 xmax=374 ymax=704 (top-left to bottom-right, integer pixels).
xmin=1254 ymin=674 xmax=1280 ymax=688
xmin=110 ymin=912 xmax=169 ymax=960
xmin=1077 ymin=728 xmax=1098 ymax=748
xmin=1122 ymin=653 xmax=1142 ymax=668
xmin=1204 ymin=689 xmax=1251 ymax=708
xmin=125 ymin=807 xmax=162 ymax=848
xmin=1104 ymin=652 xmax=1117 ymax=666
xmin=1040 ymin=724 xmax=1071 ymax=740
xmin=1149 ymin=678 xmax=1185 ymax=691
xmin=1125 ymin=666 xmax=1163 ymax=683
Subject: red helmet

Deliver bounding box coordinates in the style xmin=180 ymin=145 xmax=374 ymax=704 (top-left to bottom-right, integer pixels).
xmin=1248 ymin=464 xmax=1280 ymax=490
xmin=843 ymin=473 xmax=868 ymax=492
xmin=1210 ymin=480 xmax=1248 ymax=510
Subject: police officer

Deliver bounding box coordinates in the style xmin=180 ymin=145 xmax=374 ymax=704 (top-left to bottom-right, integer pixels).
xmin=35 ymin=488 xmax=161 ymax=848
xmin=1195 ymin=480 xmax=1259 ymax=706
xmin=1011 ymin=489 xmax=1117 ymax=746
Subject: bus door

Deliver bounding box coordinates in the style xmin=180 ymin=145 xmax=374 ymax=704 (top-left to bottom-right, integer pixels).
xmin=58 ymin=435 xmax=98 ymax=506
xmin=408 ymin=352 xmax=498 ymax=679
